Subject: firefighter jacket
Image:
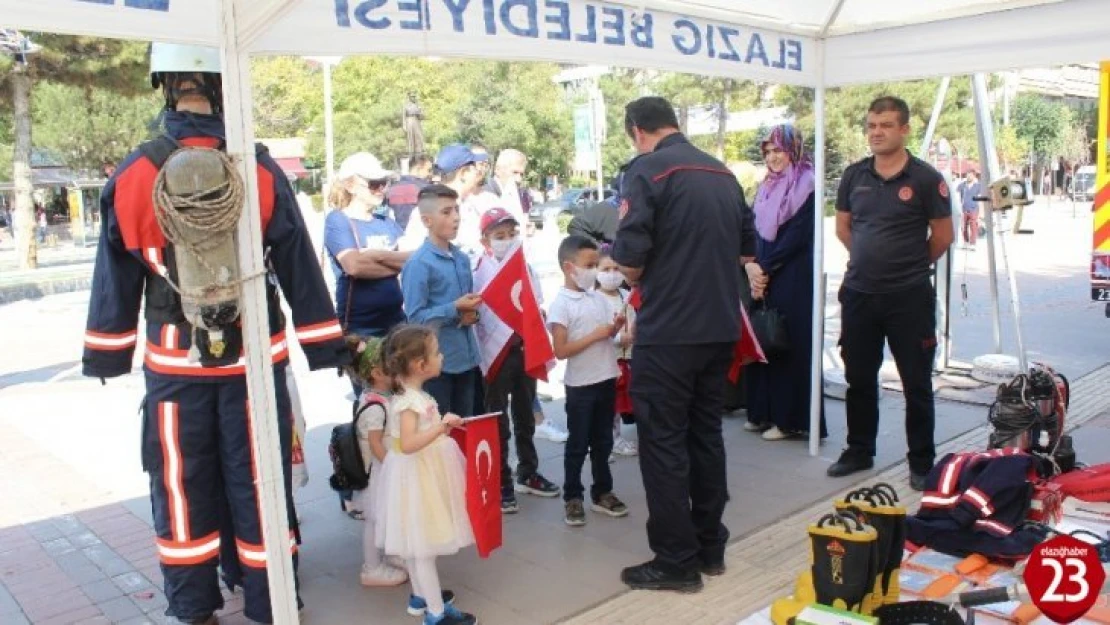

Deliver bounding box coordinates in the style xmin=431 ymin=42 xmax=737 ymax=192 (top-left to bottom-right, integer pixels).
xmin=83 ymin=111 xmax=349 ymax=381
xmin=906 ymin=448 xmax=1047 ymax=559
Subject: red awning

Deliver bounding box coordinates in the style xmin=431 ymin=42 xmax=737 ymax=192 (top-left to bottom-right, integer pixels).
xmin=274 ymin=157 xmax=308 ymax=178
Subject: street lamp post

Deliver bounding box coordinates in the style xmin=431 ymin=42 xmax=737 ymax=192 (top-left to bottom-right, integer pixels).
xmin=554 ymin=66 xmax=610 ymax=199
xmin=306 ymin=56 xmax=342 ymax=202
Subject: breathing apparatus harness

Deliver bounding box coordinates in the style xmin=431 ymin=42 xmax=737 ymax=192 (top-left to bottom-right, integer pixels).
xmin=147 ymin=133 xmax=268 ymax=365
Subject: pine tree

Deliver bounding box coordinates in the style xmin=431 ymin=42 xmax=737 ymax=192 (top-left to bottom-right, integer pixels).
xmin=1 ymin=33 xmax=148 ymax=269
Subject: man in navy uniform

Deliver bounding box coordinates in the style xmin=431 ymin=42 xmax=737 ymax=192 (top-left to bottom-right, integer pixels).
xmin=828 ymin=96 xmax=953 ymax=491
xmin=612 ymin=96 xmax=756 ymax=593
xmin=83 ymin=43 xmax=348 ymax=624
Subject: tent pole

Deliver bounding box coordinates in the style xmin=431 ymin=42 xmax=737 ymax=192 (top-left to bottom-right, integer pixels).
xmin=918 ymin=77 xmax=954 ymax=371
xmin=972 ymin=73 xmax=1004 ymax=354
xmin=219 ymin=1 xmax=299 ymax=623
xmin=809 ymin=41 xmax=826 ymax=458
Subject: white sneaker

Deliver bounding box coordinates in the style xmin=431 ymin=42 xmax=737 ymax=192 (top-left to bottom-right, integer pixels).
xmin=762 ymin=426 xmax=793 ymax=441
xmin=612 ymin=437 xmax=638 ymax=457
xmin=360 ymin=563 xmax=408 ymax=587
xmin=535 ymin=420 xmax=569 ymax=443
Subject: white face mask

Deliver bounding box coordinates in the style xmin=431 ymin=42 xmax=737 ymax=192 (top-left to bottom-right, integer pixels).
xmin=489 ymin=237 xmax=519 ymax=261
xmin=597 ymin=270 xmax=624 ymax=292
xmin=572 ymin=266 xmax=598 ymax=291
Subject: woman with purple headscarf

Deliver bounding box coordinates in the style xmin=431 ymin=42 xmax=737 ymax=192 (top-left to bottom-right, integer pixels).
xmin=743 ymin=124 xmax=827 ymax=441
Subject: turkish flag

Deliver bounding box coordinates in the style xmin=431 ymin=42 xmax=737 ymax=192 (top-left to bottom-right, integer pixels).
xmin=628 ymin=286 xmax=642 ymax=311
xmin=479 ymin=245 xmax=555 ymax=381
xmin=450 ymin=414 xmax=502 ymax=558
xmin=729 ymin=301 xmax=767 ymax=383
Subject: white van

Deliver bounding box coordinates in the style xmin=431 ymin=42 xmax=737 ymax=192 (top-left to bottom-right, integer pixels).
xmin=1072 ymin=165 xmax=1096 ymax=201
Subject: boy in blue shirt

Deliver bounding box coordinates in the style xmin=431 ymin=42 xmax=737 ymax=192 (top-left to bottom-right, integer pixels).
xmin=401 ymin=184 xmax=484 ymax=415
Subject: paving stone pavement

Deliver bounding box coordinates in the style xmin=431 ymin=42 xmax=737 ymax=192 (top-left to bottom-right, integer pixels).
xmin=2 ymin=361 xmax=1101 ymax=625
xmin=561 ymin=363 xmax=1110 ymax=625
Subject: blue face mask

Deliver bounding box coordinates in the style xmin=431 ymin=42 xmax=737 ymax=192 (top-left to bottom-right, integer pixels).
xmin=164 ymin=110 xmax=226 ymax=140
xmin=373 ymin=205 xmax=390 ymax=218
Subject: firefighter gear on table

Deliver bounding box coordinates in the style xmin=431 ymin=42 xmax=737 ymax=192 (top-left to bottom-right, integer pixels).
xmin=772 ymin=483 xmax=908 ymax=625
xmin=906 ymin=449 xmax=1049 ymax=561
xmin=83 ymin=107 xmax=348 ymax=622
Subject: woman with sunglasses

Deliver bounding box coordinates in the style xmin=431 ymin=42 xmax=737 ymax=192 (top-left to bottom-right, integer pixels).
xmin=324 ymin=152 xmax=413 ymax=518
xmin=743 ymin=125 xmax=827 ymax=443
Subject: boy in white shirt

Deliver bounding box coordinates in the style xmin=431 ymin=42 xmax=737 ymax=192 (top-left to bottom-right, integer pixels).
xmin=547 ymin=235 xmax=630 ymax=527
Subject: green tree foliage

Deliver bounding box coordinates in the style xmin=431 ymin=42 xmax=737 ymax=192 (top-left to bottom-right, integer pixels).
xmin=777 ymin=77 xmax=977 ymax=180
xmin=252 ymin=57 xmax=323 ymax=141
xmin=1011 ymin=93 xmax=1070 ymax=162
xmin=1 ymin=33 xmax=149 ymax=269
xmin=31 ymin=82 xmax=160 ymax=173
xmin=995 ymin=124 xmax=1031 ymax=170
xmin=278 ymin=57 xmax=572 ymax=188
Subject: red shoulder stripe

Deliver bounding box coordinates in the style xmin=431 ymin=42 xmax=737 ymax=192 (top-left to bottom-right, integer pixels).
xmin=113 ymin=158 xmax=165 ymax=252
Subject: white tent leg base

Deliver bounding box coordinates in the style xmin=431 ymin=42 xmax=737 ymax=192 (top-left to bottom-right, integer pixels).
xmin=970 ymin=353 xmax=1022 ymax=385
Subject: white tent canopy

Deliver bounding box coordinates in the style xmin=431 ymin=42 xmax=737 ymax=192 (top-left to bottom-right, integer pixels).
xmin=7 ymin=0 xmax=1110 ymax=87
xmin=4 ymin=1 xmax=1104 ymax=622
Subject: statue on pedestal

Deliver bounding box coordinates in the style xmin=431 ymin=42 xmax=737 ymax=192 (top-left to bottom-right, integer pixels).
xmin=403 ymin=92 xmax=425 ymax=158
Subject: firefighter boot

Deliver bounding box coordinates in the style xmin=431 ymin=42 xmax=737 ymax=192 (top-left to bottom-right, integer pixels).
xmin=809 ymin=512 xmax=878 ymax=614
xmin=770 ymin=596 xmax=807 ymax=625
xmin=835 ymin=488 xmax=883 ymax=614
xmin=867 ymin=483 xmax=906 ymax=606
xmin=835 ymin=484 xmax=907 ymax=608
xmin=794 ymin=570 xmax=816 ymax=604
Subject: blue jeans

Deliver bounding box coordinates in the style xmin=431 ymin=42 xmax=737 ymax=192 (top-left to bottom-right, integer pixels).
xmin=563 ymin=378 xmax=617 ymax=503
xmin=424 ymin=367 xmax=480 ymax=417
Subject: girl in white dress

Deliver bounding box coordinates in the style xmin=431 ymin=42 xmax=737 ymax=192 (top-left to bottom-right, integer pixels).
xmin=375 ymin=325 xmax=477 ymax=625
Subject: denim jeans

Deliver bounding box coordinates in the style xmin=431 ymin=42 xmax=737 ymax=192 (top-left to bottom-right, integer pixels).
xmin=424 ymin=367 xmax=480 ymax=417
xmin=563 ymin=378 xmax=617 ymax=503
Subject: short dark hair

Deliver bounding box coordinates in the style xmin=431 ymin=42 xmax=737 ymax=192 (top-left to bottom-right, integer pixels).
xmin=625 ymin=96 xmax=680 ymax=138
xmin=411 ymin=155 xmax=432 ymax=170
xmin=417 ymin=183 xmax=458 ymax=202
xmin=557 ymin=234 xmax=598 ymax=266
xmin=417 ymin=183 xmax=459 ymax=215
xmin=868 ymin=96 xmax=910 ymax=126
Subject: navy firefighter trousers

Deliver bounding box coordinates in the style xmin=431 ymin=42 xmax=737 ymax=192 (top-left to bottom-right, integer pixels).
xmin=141 ymin=368 xmax=298 ymax=623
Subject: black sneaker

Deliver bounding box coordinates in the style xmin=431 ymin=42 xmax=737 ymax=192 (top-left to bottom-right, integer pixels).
xmin=826 ymin=451 xmax=874 ymax=478
xmin=564 ymin=499 xmax=586 ymax=526
xmin=699 ymin=558 xmax=726 ymax=577
xmin=621 ymin=560 xmax=703 ymax=593
xmin=515 ymin=473 xmax=560 ymax=498
xmin=909 ymin=472 xmax=928 ymax=492
xmin=500 ymin=490 xmax=519 ymax=514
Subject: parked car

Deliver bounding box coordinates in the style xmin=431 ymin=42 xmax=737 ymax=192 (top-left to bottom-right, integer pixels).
xmin=529 ymin=187 xmax=616 ymax=227
xmin=1071 ymin=165 xmax=1096 ymax=202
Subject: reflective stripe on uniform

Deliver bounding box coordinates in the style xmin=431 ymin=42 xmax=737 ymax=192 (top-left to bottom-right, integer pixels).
xmin=158 ymin=401 xmax=189 ymax=543
xmin=156 ymin=532 xmax=219 ymax=566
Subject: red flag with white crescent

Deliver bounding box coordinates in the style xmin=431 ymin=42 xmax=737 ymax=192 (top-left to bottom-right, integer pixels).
xmin=479 ymin=244 xmax=555 ymax=381
xmin=450 ymin=413 xmax=502 ymax=558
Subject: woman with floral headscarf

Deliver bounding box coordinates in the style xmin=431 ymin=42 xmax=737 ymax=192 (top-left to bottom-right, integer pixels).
xmin=743 ymin=124 xmax=827 ymax=441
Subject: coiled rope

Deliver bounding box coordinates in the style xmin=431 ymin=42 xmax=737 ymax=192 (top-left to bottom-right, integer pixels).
xmin=151 ymin=147 xmax=264 ymax=300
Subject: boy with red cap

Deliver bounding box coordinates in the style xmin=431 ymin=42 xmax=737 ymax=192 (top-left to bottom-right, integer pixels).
xmin=473 ymin=207 xmax=560 ymax=514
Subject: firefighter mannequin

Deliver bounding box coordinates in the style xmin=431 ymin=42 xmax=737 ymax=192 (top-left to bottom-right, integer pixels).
xmin=82 ymin=43 xmax=349 ymax=624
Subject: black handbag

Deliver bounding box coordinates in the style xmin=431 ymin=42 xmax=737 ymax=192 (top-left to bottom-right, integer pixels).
xmin=748 ymin=300 xmax=789 ymax=357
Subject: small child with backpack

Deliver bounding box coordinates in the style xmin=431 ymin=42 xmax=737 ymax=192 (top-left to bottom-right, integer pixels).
xmin=335 ymin=334 xmax=409 ymax=588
